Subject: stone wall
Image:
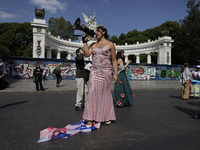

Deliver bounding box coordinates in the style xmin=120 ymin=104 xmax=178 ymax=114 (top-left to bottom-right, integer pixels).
xmin=1 ymin=56 xmax=194 ymax=80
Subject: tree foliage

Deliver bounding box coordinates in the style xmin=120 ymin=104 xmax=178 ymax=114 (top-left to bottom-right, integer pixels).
xmin=0 ymin=22 xmax=33 ymax=57
xmin=178 ymin=0 xmax=200 ymax=65
xmin=47 ymin=17 xmax=78 ymax=59
xmin=109 ymin=21 xmax=181 ymax=64
xmin=48 ymin=17 xmax=78 ymax=41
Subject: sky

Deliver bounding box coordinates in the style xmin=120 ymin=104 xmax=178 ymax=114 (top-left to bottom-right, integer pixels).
xmin=0 ymin=0 xmax=190 ymax=39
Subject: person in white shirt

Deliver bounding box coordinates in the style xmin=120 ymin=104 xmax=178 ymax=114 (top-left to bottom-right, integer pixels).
xmin=42 ymin=68 xmax=47 ymax=81
xmin=194 ymin=65 xmax=200 ymax=80
xmin=180 ymin=63 xmax=192 ymax=100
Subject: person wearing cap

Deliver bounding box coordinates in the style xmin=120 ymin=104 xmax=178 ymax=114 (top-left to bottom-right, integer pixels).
xmin=193 ymin=65 xmax=200 ymax=80
xmin=180 ymin=63 xmax=192 ymax=100
xmin=55 ymin=63 xmax=62 ymax=87
xmin=75 ymin=48 xmax=88 ymax=111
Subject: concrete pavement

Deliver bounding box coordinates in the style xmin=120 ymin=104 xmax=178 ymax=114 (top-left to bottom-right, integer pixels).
xmin=0 ymin=79 xmax=181 ymax=93
xmin=1 ymin=90 xmax=200 ymax=150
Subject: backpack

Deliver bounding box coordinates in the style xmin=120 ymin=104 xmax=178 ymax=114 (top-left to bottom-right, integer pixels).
xmin=53 ymin=69 xmax=59 ymax=75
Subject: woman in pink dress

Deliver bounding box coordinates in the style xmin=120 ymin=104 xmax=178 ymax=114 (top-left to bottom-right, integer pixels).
xmin=82 ymin=25 xmax=118 ymax=127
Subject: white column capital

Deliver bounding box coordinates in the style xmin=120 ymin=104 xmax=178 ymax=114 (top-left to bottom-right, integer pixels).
xmin=136 ymin=54 xmax=140 ymax=64
xmin=56 ymin=50 xmax=61 ymax=59
xmin=134 ymin=53 xmax=140 ymax=56
xmin=47 ymin=48 xmax=51 ymax=58
xmin=124 ymin=54 xmax=128 ymax=63
xmin=147 ymin=53 xmax=151 ymax=64
xmin=67 ymin=53 xmax=72 ymax=60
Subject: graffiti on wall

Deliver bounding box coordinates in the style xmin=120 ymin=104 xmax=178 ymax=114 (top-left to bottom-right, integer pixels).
xmin=4 ymin=60 xmax=77 ymax=79
xmin=2 ymin=56 xmax=193 ymax=80
xmin=127 ymin=65 xmax=189 ymax=80
xmin=129 ymin=66 xmax=156 ymax=80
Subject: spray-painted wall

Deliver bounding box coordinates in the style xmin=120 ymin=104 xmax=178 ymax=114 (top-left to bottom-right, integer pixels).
xmin=126 ymin=65 xmax=184 ymax=80
xmin=1 ymin=56 xmax=194 ymax=80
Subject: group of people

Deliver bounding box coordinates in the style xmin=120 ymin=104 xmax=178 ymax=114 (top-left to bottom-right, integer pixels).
xmin=180 ymin=63 xmax=200 ymax=119
xmin=74 ymin=25 xmax=134 ymax=127
xmin=180 ymin=63 xmax=200 ymax=100
xmin=33 ymin=63 xmax=62 ymax=91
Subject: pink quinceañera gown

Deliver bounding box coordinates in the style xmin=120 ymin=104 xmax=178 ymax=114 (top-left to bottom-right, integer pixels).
xmin=82 ymin=46 xmax=116 ymax=122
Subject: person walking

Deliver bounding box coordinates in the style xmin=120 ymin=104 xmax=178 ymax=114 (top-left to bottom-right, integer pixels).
xmin=114 ymin=50 xmax=134 ymax=107
xmin=55 ymin=63 xmax=62 ymax=87
xmin=75 ymin=48 xmax=88 ymax=111
xmin=82 ymin=25 xmax=118 ymax=127
xmin=33 ymin=64 xmax=44 ymax=91
xmin=42 ymin=68 xmax=47 ymax=81
xmin=180 ymin=63 xmax=192 ymax=100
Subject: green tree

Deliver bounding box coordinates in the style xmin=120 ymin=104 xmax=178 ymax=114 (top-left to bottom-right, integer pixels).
xmin=0 ymin=22 xmax=32 ymax=57
xmin=48 ymin=17 xmax=79 ymax=59
xmin=179 ymin=0 xmax=200 ymax=65
xmin=48 ymin=17 xmax=78 ymax=41
xmin=109 ymin=35 xmax=120 ymax=44
xmin=109 ymin=21 xmax=182 ymax=64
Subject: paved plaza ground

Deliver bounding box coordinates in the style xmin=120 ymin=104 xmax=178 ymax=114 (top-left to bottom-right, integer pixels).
xmin=0 ymin=79 xmax=181 ymax=93
xmin=0 ymin=90 xmax=200 ymax=150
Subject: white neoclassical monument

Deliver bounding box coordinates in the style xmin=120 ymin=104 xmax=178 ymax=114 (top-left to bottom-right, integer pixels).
xmin=31 ymin=13 xmax=174 ymax=65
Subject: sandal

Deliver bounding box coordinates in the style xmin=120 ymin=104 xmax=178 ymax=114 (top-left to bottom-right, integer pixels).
xmin=106 ymin=121 xmax=111 ymax=125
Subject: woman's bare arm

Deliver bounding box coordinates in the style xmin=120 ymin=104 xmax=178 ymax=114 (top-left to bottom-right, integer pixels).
xmin=110 ymin=42 xmax=118 ymax=84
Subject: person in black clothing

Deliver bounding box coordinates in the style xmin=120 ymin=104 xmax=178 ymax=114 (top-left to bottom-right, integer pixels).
xmin=34 ymin=64 xmax=45 ymax=91
xmin=75 ymin=48 xmax=88 ymax=111
xmin=0 ymin=58 xmax=7 ymax=90
xmin=54 ymin=63 xmax=62 ymax=87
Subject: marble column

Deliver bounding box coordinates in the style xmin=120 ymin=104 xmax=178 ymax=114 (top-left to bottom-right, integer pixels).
xmin=147 ymin=53 xmax=151 ymax=64
xmin=67 ymin=52 xmax=71 ymax=60
xmin=31 ymin=19 xmax=48 ymax=58
xmin=124 ymin=54 xmax=128 ymax=63
xmin=136 ymin=54 xmax=140 ymax=64
xmin=57 ymin=50 xmax=61 ymax=59
xmin=46 ymin=46 xmax=51 ymax=58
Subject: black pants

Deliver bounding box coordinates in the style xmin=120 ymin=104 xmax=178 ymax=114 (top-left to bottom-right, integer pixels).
xmin=35 ymin=76 xmax=44 ymax=90
xmin=56 ymin=74 xmax=62 ymax=85
xmin=43 ymin=76 xmax=47 ymax=81
xmin=0 ymin=78 xmax=5 ymax=90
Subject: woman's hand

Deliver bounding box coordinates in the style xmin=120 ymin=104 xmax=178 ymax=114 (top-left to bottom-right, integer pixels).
xmin=126 ymin=60 xmax=132 ymax=65
xmin=82 ymin=33 xmax=89 ymax=43
xmin=113 ymin=74 xmax=118 ymax=85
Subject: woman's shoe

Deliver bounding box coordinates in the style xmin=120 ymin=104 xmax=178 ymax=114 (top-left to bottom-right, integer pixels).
xmin=86 ymin=125 xmax=92 ymax=128
xmin=86 ymin=121 xmax=93 ymax=127
xmin=106 ymin=121 xmax=111 ymax=125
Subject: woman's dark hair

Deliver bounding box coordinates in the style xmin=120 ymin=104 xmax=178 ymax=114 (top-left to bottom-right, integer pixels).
xmin=116 ymin=50 xmax=125 ymax=64
xmin=184 ymin=63 xmax=189 ymax=67
xmin=96 ymin=25 xmax=108 ymax=39
xmin=89 ymin=42 xmax=96 ymax=49
xmin=181 ymin=63 xmax=189 ymax=73
xmin=76 ymin=48 xmax=82 ymax=55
